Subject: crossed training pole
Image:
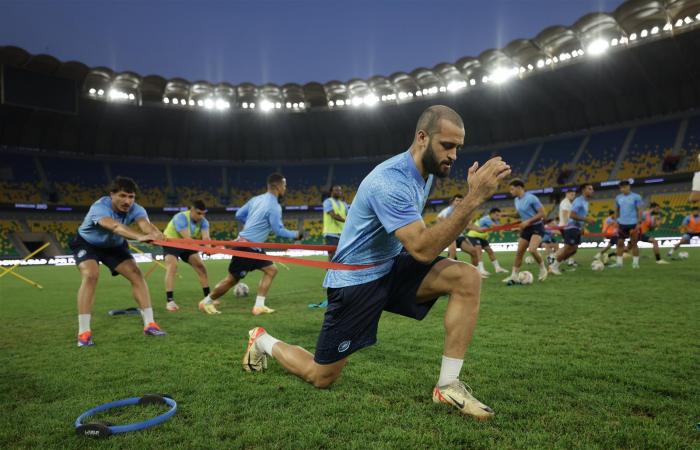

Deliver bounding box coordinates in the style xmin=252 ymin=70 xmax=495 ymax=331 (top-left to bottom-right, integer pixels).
xmin=128 ymin=244 xmax=182 ymax=280
xmin=0 ymin=242 xmax=50 ymax=289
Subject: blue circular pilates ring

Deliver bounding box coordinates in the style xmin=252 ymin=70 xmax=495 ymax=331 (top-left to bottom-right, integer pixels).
xmin=75 ymin=394 xmax=177 ymax=438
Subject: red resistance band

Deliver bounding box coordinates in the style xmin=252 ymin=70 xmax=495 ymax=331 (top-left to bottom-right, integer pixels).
xmin=153 ymin=239 xmax=375 ymax=271
xmin=162 ymin=237 xmax=338 ymax=252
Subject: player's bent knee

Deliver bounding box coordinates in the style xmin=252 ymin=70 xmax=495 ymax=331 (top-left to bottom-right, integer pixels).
xmin=81 ymin=270 xmax=99 ymax=284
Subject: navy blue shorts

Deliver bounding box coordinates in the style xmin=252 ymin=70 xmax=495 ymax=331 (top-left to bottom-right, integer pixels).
xmin=638 ymin=233 xmax=653 ymax=243
xmin=467 ymin=237 xmax=489 ymax=248
xmin=69 ymin=234 xmax=133 ymax=276
xmin=682 ymin=232 xmax=700 ymax=241
xmin=617 ymin=224 xmax=637 ymax=240
xmin=519 ymin=222 xmax=545 ymax=241
xmin=455 ymin=236 xmax=472 ymax=248
xmin=562 ymin=228 xmax=582 ymax=246
xmin=314 ymin=252 xmax=445 ymax=364
xmin=227 ymin=247 xmax=272 ymax=279
xmin=324 ymin=235 xmax=340 ymax=246
xmin=163 ymin=246 xmax=198 ymax=263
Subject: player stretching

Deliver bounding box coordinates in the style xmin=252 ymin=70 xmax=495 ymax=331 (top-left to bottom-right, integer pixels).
xmin=70 ymin=177 xmax=166 ymax=347
xmin=668 ymin=206 xmax=700 ymax=256
xmin=162 ymin=200 xmax=212 ymax=311
xmin=242 ymin=105 xmax=510 ymax=420
xmin=502 ymin=179 xmax=548 ymax=283
xmin=611 ymin=181 xmax=643 ymax=269
xmin=594 ymin=210 xmax=617 ymax=261
xmin=199 ymin=174 xmax=302 ymax=315
xmin=323 ymin=185 xmax=348 ymax=261
xmin=636 ymin=203 xmax=670 ymax=264
xmin=465 ymin=207 xmax=508 ymax=277
xmin=549 ymin=184 xmax=595 ymax=275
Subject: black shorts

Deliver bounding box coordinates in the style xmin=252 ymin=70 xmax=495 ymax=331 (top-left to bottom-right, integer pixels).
xmin=314 ymin=252 xmax=445 ymax=364
xmin=324 ymin=235 xmax=340 ymax=246
xmin=519 ymin=222 xmax=545 ymax=241
xmin=638 ymin=233 xmax=653 ymax=243
xmin=467 ymin=237 xmax=489 ymax=248
xmin=617 ymin=224 xmax=637 ymax=240
xmin=683 ymin=232 xmax=700 ymax=240
xmin=455 ymin=236 xmax=471 ymax=248
xmin=163 ymin=246 xmax=198 ymax=263
xmin=607 ymin=236 xmax=619 ymax=245
xmin=562 ymin=228 xmax=582 ymax=246
xmin=69 ymin=234 xmax=133 ymax=276
xmin=227 ymin=247 xmax=273 ymax=279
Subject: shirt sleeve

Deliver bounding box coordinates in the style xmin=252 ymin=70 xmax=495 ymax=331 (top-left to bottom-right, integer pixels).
xmin=235 ymin=201 xmax=250 ymax=224
xmin=129 ymin=204 xmax=148 ymax=223
xmin=87 ymin=202 xmax=113 ymax=225
xmin=323 ymin=198 xmax=333 ymax=213
xmin=200 ymin=217 xmax=210 ymax=231
xmin=366 ymin=178 xmax=422 ymax=234
xmin=560 ymin=200 xmax=572 ymax=211
xmin=530 ymin=195 xmax=543 ymax=212
xmin=173 ymin=213 xmax=188 ymax=232
xmin=269 ymin=206 xmax=298 ymax=239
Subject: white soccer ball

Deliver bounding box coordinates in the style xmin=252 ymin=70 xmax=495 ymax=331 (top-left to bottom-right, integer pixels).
xmin=591 ymin=260 xmax=605 ymax=271
xmin=678 ymin=251 xmax=689 ymax=259
xmin=524 ymin=255 xmax=535 ymax=264
xmin=517 ymin=271 xmax=534 ymax=284
xmin=233 ymin=282 xmax=250 ymax=297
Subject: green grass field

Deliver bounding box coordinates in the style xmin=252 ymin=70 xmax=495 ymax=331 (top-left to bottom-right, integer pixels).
xmin=1 ymin=249 xmax=699 ymax=449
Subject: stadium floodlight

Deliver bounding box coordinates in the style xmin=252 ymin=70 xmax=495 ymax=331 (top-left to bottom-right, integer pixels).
xmin=336 ymin=99 xmax=345 ymax=106
xmin=490 ymin=67 xmax=518 ymax=84
xmin=275 ymin=102 xmax=282 ymax=109
xmin=640 ymin=29 xmax=648 ymax=38
xmin=651 ymin=26 xmax=659 ymax=35
xmin=545 ymin=58 xmax=553 ymax=65
xmin=88 ymin=88 xmax=96 ymax=95
xmin=299 ymin=102 xmax=305 ymax=109
xmin=611 ymin=38 xmax=619 ymax=46
xmin=129 ymin=93 xmax=136 ymax=101
xmin=696 ymin=13 xmax=700 ymax=21
xmin=97 ymin=89 xmax=105 ymax=96
xmin=587 ymin=38 xmax=609 ymax=56
xmin=629 ymin=33 xmax=637 ymax=41
xmin=364 ymin=94 xmax=379 ymax=106
xmin=438 ymin=86 xmax=447 ymax=93
xmin=536 ymin=59 xmax=545 ymax=68
xmin=242 ymin=102 xmax=249 ymax=109
xmin=249 ymin=102 xmax=256 ymax=109
xmin=620 ymin=36 xmax=629 ymax=44
xmin=675 ymin=19 xmax=684 ymax=27
xmin=469 ymin=78 xmax=477 ymax=85
xmin=663 ymin=22 xmax=673 ymax=31
xmin=197 ymin=100 xmax=204 ymax=107
xmin=351 ymin=96 xmax=363 ymax=106
xmin=188 ymin=99 xmax=194 ymax=106
xmin=398 ymin=91 xmax=407 ymax=100
xmin=407 ymin=91 xmax=414 ymax=97
xmin=204 ymin=98 xmax=214 ymax=109
xmin=286 ymin=102 xmax=292 ymax=108
xmin=260 ymin=99 xmax=274 ymax=111
xmin=163 ymin=97 xmax=170 ymax=104
xmin=684 ymin=16 xmax=692 ymax=24
xmin=446 ymin=80 xmax=467 ymax=92
xmin=482 ymin=75 xmax=489 ymax=83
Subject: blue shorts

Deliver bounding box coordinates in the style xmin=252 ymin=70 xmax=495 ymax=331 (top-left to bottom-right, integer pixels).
xmin=519 ymin=222 xmax=545 ymax=241
xmin=467 ymin=237 xmax=489 ymax=248
xmin=562 ymin=228 xmax=582 ymax=246
xmin=314 ymin=252 xmax=445 ymax=364
xmin=324 ymin=235 xmax=340 ymax=246
xmin=69 ymin=234 xmax=132 ymax=276
xmin=227 ymin=247 xmax=272 ymax=279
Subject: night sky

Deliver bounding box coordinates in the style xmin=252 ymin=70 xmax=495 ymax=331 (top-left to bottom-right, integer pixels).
xmin=1 ymin=0 xmax=624 ymax=84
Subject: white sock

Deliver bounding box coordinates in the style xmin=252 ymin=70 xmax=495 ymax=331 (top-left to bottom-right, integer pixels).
xmin=477 ymin=262 xmax=485 ymax=271
xmin=668 ymin=248 xmax=675 ymax=255
xmin=493 ymin=260 xmax=502 ymax=270
xmin=594 ymin=252 xmax=601 ymax=258
xmin=616 ymin=256 xmax=623 ymax=265
xmin=437 ymin=355 xmax=464 ymax=387
xmin=255 ymin=332 xmax=280 ymax=356
xmin=255 ymin=295 xmax=266 ymax=308
xmin=567 ymin=258 xmax=574 ymax=264
xmin=540 ymin=262 xmax=546 ymax=271
xmin=141 ymin=307 xmax=154 ymax=326
xmin=633 ymin=256 xmax=639 ymax=265
xmin=512 ymin=267 xmax=520 ymax=277
xmin=202 ymin=294 xmax=213 ymax=305
xmin=78 ymin=314 xmax=91 ymax=334
xmin=552 ymin=260 xmax=560 ymax=269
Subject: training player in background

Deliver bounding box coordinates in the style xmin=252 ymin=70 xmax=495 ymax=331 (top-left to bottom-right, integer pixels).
xmin=323 ymin=185 xmax=349 ymax=261
xmin=668 ymin=205 xmax=700 ymax=256
xmin=502 ymin=179 xmax=548 ymax=283
xmin=437 ymin=194 xmax=464 ymax=259
xmin=541 ymin=218 xmax=560 ymax=265
xmin=549 ymin=184 xmax=595 ymax=275
xmin=199 ymin=173 xmax=303 ymax=315
xmin=162 ymin=200 xmax=212 ymax=311
xmin=611 ymin=181 xmax=643 ymax=269
xmin=557 ymin=189 xmax=578 ymax=267
xmin=70 ymin=176 xmax=166 ymax=347
xmin=242 ymin=105 xmax=511 ymax=420
xmin=690 ymin=153 xmax=700 ymax=203
xmin=465 ymin=207 xmax=508 ymax=277
xmin=594 ymin=210 xmax=618 ymax=261
xmin=635 ymin=203 xmax=670 ymax=265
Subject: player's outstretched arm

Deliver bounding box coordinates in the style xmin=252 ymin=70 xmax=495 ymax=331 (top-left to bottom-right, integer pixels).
xmin=97 ymin=217 xmax=159 ymax=242
xmin=395 ymin=157 xmax=510 ymax=263
xmin=136 ymin=217 xmax=165 ymax=240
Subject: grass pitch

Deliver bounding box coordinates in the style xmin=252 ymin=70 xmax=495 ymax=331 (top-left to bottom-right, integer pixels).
xmin=1 ymin=249 xmax=698 ymax=449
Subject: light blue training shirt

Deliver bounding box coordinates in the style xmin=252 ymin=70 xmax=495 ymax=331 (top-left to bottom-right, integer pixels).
xmin=615 ymin=192 xmax=643 ymax=226
xmin=566 ymin=196 xmax=589 ymax=229
xmin=514 ymin=193 xmax=543 ymax=222
xmin=236 ymin=192 xmax=298 ymax=242
xmin=78 ymin=196 xmax=148 ymax=247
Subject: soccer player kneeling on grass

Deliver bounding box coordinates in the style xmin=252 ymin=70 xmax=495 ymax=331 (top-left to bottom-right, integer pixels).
xmin=549 ymin=184 xmax=595 ymax=275
xmin=70 ymin=176 xmax=166 ymax=347
xmin=668 ymin=206 xmax=700 ymax=256
xmin=242 ymin=106 xmax=511 ymax=420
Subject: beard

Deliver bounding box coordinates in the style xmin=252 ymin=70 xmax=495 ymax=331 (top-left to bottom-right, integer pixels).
xmin=421 ymin=139 xmax=452 ymax=178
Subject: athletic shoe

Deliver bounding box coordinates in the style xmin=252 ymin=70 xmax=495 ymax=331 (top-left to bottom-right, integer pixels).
xmin=655 ymin=260 xmax=670 ymax=265
xmin=501 ymin=275 xmax=515 ymax=283
xmin=609 ymin=263 xmax=623 ymax=268
xmin=479 ymin=271 xmax=489 ymax=279
xmin=242 ymin=327 xmax=267 ymax=372
xmin=548 ymin=265 xmax=562 ymax=276
xmin=432 ymin=380 xmax=494 ymax=421
xmin=198 ymin=300 xmax=221 ymax=314
xmin=252 ymin=305 xmax=275 ymax=316
xmin=632 ymin=263 xmax=640 ymax=269
xmin=77 ymin=331 xmax=94 ymax=347
xmin=494 ymin=267 xmax=509 ymax=274
xmin=538 ymin=268 xmax=548 ymax=282
xmin=144 ymin=322 xmax=167 ymax=336
xmin=166 ymin=301 xmax=180 ymax=312
xmin=479 ymin=269 xmax=491 ymax=276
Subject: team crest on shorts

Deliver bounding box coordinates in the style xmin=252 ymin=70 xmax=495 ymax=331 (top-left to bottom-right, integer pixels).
xmin=338 ymin=340 xmax=351 ymax=353
xmin=77 ymin=249 xmax=87 ymax=258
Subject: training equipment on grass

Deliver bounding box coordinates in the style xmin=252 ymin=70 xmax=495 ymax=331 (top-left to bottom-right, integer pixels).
xmin=517 ymin=271 xmax=534 ymax=284
xmin=524 ymin=255 xmax=534 ymax=264
xmin=108 ymin=307 xmax=141 ymax=316
xmin=678 ymin=251 xmax=689 ymax=259
xmin=0 ymin=242 xmax=50 ymax=289
xmin=591 ymin=260 xmax=605 ymax=271
xmin=75 ymin=394 xmax=177 ymax=439
xmin=234 ymin=282 xmax=250 ymax=297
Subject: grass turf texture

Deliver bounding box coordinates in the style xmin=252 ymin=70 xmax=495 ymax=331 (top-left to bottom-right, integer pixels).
xmin=1 ymin=249 xmax=698 ymax=449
